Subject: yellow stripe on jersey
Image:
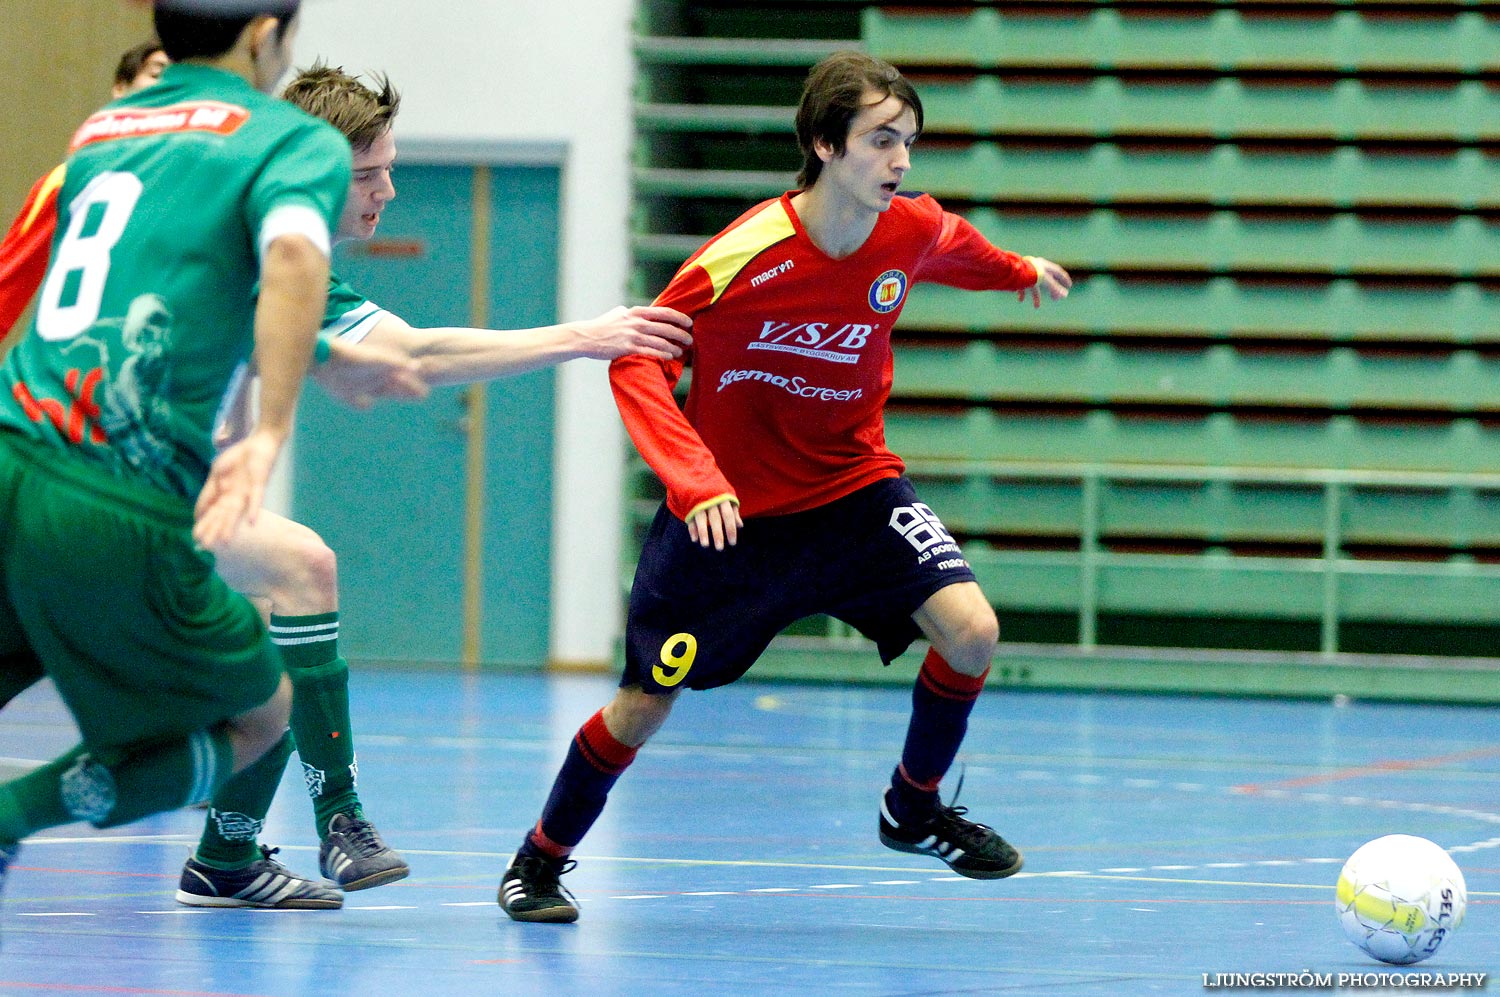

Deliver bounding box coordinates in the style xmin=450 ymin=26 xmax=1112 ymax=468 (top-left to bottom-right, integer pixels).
xmin=677 ymin=200 xmax=796 ymax=306
xmin=21 ymin=164 xmax=66 ymax=235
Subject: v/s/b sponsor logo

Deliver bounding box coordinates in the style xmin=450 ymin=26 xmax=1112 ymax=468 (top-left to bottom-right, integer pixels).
xmin=749 ymin=319 xmax=879 ymax=364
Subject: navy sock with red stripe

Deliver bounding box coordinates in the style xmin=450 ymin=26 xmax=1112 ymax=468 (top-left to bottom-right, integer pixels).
xmin=887 ymin=648 xmax=988 ymax=825
xmin=519 ymin=709 xmax=638 ymax=861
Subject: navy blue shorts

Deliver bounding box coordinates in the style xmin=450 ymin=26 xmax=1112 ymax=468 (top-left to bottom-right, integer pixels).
xmin=622 ymin=476 xmax=979 ymax=693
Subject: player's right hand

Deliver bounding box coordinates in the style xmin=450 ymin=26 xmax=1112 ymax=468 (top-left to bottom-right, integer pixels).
xmin=193 ymin=429 xmax=281 ymax=549
xmin=686 ymin=497 xmax=743 ymax=551
xmin=577 ymin=305 xmax=693 ymax=361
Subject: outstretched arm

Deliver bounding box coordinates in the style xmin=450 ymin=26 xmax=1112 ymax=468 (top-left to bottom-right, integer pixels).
xmin=359 ymin=304 xmax=693 ymax=387
xmin=919 ymin=207 xmax=1073 ymax=308
xmin=313 ymin=335 xmax=429 ymax=409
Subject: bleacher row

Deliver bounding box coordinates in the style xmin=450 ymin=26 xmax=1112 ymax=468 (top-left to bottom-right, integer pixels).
xmin=630 ymin=0 xmax=1500 ymax=671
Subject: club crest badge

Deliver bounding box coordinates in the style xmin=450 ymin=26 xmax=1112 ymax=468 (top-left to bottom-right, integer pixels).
xmin=868 ymin=269 xmax=907 ymax=314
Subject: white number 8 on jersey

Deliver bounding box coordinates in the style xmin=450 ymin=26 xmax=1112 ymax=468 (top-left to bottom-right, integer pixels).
xmin=36 ymin=171 xmax=143 ymax=341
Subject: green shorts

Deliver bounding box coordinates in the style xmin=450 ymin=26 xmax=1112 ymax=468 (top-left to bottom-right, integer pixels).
xmin=0 ymin=432 xmax=282 ymax=753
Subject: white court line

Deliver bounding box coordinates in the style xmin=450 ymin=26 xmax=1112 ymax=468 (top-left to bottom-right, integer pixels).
xmin=348 ymin=905 xmax=418 ymax=910
xmin=27 ymin=834 xmax=196 ymax=846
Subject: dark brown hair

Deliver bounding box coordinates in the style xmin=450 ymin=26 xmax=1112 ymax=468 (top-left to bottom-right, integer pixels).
xmin=794 ymin=51 xmax=923 ymax=188
xmin=113 ymin=40 xmax=166 ymax=89
xmin=281 ymin=64 xmax=402 ymax=152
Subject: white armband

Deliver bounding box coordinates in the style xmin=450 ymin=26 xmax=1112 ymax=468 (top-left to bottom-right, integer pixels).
xmin=258 ymin=203 xmax=331 ymax=261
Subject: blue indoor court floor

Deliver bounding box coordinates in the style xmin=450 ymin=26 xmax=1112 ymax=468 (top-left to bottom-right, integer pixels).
xmin=0 ymin=663 xmax=1496 ymax=996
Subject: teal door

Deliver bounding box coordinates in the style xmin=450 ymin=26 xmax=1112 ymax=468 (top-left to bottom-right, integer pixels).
xmin=293 ymin=161 xmax=559 ymax=668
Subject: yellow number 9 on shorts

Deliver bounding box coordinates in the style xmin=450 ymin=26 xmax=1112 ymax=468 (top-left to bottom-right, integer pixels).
xmin=654 ymin=632 xmax=698 ymax=688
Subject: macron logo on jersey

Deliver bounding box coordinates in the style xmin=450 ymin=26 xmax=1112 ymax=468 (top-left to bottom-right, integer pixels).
xmin=749 ymin=320 xmax=879 ymax=364
xmin=70 ymin=102 xmax=250 ymax=152
xmin=750 ymin=259 xmax=795 ymax=288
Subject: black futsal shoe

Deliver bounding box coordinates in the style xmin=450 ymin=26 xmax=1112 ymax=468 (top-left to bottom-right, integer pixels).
xmin=879 ymin=788 xmax=1025 ymax=879
xmin=319 ymin=812 xmax=410 ymax=891
xmin=499 ymin=853 xmax=579 ymax=923
xmin=176 ymin=845 xmax=344 ymax=909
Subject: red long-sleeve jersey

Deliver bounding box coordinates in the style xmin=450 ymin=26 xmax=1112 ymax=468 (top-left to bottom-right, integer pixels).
xmin=0 ymin=165 xmax=64 ymax=336
xmin=611 ymin=191 xmax=1037 ymax=521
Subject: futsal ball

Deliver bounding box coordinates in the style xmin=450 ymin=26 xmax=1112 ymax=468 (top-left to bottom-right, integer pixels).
xmin=1335 ymin=834 xmax=1466 ymax=965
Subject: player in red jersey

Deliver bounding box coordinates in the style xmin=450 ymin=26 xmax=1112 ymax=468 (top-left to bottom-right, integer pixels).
xmin=0 ymin=42 xmax=170 ymax=344
xmin=499 ymin=50 xmax=1072 ymax=923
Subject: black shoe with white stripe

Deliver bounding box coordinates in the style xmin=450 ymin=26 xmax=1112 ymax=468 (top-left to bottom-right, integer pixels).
xmin=499 ymin=853 xmax=579 ymax=923
xmin=176 ymin=845 xmax=343 ymax=909
xmin=319 ymin=813 xmax=409 ymax=891
xmin=878 ymin=788 xmax=1024 ymax=880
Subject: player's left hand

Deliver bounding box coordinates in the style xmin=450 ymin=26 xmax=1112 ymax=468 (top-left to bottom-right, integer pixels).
xmin=1018 ymin=256 xmax=1073 ymax=308
xmin=314 ymin=337 xmax=429 ymax=409
xmin=193 ymin=429 xmax=281 ymax=549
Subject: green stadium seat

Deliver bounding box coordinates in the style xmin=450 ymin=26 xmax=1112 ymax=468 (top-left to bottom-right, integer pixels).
xmin=915 ymin=77 xmax=1500 ymax=142
xmin=884 ymin=409 xmax=1500 ymax=473
xmin=633 ymin=36 xmax=858 ymax=67
xmin=865 ymin=8 xmax=1500 ymax=75
xmin=909 ymin=470 xmax=1500 ymax=550
xmin=890 ymin=342 xmax=1500 ymax=412
xmin=898 ymin=277 xmax=1500 ymax=345
xmin=911 ymin=143 xmax=1500 ymax=211
xmin=959 ymin=207 xmax=1500 ymax=277
xmin=635 ymin=101 xmax=793 ymax=135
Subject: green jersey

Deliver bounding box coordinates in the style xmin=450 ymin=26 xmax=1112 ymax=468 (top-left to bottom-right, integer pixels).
xmin=322 ymin=271 xmax=388 ymax=343
xmin=0 ymin=63 xmax=351 ymax=498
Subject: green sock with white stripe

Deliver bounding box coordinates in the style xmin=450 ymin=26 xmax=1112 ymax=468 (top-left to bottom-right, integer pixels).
xmin=271 ymin=612 xmax=361 ymax=839
xmin=194 ymin=730 xmax=292 ymax=869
